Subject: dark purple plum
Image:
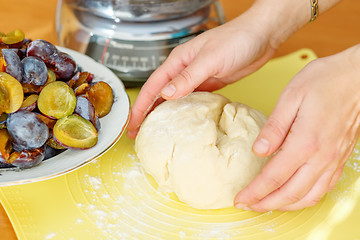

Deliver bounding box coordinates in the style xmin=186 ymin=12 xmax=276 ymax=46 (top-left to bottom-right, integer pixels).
xmin=26 ymin=39 xmax=57 ymax=60
xmin=94 ymin=116 xmax=101 ymax=131
xmin=9 ymin=146 xmax=45 ymax=168
xmin=74 ymin=95 xmax=97 ymax=127
xmin=22 ymin=56 xmax=48 ymax=85
xmin=26 ymin=39 xmax=76 ymax=80
xmin=6 ymin=110 xmax=49 ymax=151
xmin=2 ymin=48 xmax=23 ymax=82
xmin=16 ymin=38 xmax=32 ymax=59
xmin=44 ymin=145 xmax=66 ymax=160
xmin=55 ymin=52 xmax=77 ymax=80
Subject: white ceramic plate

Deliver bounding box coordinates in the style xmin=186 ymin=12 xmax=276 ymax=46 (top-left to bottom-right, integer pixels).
xmin=0 ymin=47 xmax=130 ymax=186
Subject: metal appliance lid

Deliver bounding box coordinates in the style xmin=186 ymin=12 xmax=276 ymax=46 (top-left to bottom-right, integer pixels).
xmin=62 ymin=0 xmax=215 ymax=22
xmin=73 ymin=6 xmax=211 ymax=41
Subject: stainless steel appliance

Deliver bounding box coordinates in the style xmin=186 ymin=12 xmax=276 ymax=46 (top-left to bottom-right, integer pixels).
xmin=56 ymin=0 xmax=225 ymax=87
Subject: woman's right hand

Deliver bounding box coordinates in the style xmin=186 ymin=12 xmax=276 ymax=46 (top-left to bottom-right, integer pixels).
xmin=126 ymin=4 xmax=280 ymax=138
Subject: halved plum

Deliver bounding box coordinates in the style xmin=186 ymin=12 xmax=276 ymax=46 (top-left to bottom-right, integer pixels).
xmin=46 ymin=137 xmax=66 ymax=150
xmin=0 ymin=84 xmax=10 ymax=114
xmin=0 ymin=129 xmax=12 ymax=161
xmin=46 ymin=68 xmax=56 ymax=84
xmin=67 ymin=71 xmax=93 ymax=89
xmin=2 ymin=48 xmax=23 ymax=82
xmin=74 ymin=95 xmax=96 ymax=127
xmin=8 ymin=146 xmax=45 ymax=168
xmin=74 ymin=83 xmax=90 ymax=96
xmin=86 ymin=81 xmax=114 ymax=118
xmin=53 ymin=114 xmax=98 ymax=149
xmin=0 ymin=30 xmax=25 ymax=45
xmin=0 ymin=72 xmax=23 ymax=113
xmin=38 ymin=81 xmax=76 ymax=119
xmin=20 ymin=94 xmax=38 ymax=111
xmin=21 ymin=82 xmax=42 ymax=94
xmin=35 ymin=113 xmax=57 ymax=129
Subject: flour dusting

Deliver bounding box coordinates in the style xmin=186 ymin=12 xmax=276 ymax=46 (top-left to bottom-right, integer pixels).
xmin=45 ymin=233 xmax=56 ymax=239
xmin=88 ymin=176 xmax=102 ymax=190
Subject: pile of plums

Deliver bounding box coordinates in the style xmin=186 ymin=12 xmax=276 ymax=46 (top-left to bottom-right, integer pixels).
xmin=0 ymin=30 xmax=114 ymax=169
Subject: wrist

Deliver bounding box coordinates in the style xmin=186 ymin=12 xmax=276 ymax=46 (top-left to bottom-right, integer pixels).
xmin=249 ymin=0 xmax=342 ymax=49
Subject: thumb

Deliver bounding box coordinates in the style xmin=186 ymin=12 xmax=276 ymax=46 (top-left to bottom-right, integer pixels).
xmin=160 ymin=51 xmax=218 ymax=100
xmin=253 ymin=91 xmax=301 ymax=157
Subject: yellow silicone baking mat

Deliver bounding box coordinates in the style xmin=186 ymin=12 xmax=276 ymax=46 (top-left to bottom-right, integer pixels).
xmin=1 ymin=49 xmax=360 ymax=240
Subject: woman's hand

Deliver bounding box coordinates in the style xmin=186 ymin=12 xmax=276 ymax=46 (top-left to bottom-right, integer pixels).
xmin=235 ymin=44 xmax=360 ymax=212
xmin=126 ymin=6 xmax=281 ymax=138
xmin=126 ymin=0 xmax=332 ymax=138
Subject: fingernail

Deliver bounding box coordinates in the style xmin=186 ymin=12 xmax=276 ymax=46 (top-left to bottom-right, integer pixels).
xmin=161 ymin=84 xmax=176 ymax=97
xmin=235 ymin=203 xmax=252 ymax=211
xmin=253 ymin=138 xmax=270 ymax=155
xmin=126 ymin=130 xmax=138 ymax=139
xmin=235 ymin=203 xmax=247 ymax=210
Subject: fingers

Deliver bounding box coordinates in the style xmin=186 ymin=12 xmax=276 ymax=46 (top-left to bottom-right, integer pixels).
xmin=126 ymin=45 xmax=194 ymax=138
xmin=235 ymin=159 xmax=344 ymax=212
xmin=127 ymin=96 xmax=165 ymax=139
xmin=277 ymin=168 xmax=335 ymax=211
xmin=250 ymin=165 xmax=333 ymax=212
xmin=239 ymin=87 xmax=304 ymax=208
xmin=127 ymin=41 xmax=223 ymax=138
xmin=196 ymin=46 xmax=276 ymax=92
xmin=160 ymin=50 xmax=217 ymax=100
xmin=252 ymin=88 xmax=303 ymax=157
xmin=234 ymin=133 xmax=348 ymax=212
xmin=234 ymin=96 xmax=329 ymax=211
xmin=234 ymin=131 xmax=310 ymax=209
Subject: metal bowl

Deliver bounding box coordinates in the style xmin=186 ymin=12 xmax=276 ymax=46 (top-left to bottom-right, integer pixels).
xmin=62 ymin=0 xmax=215 ymax=22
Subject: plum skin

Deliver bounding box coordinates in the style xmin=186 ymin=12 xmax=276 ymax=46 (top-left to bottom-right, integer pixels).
xmin=6 ymin=110 xmax=49 ymax=151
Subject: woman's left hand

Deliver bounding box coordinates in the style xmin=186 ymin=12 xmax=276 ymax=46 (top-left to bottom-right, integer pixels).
xmin=234 ymin=44 xmax=360 ymax=212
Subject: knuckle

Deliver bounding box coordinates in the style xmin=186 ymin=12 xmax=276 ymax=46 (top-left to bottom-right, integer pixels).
xmin=178 ymin=69 xmax=195 ymax=90
xmin=279 ymin=86 xmax=297 ymax=99
xmin=300 ymin=135 xmax=320 ymax=156
xmin=306 ymin=196 xmax=323 ymax=207
xmin=170 ymin=44 xmax=185 ymax=57
xmin=278 ymin=85 xmax=303 ymax=104
xmin=243 ymin=189 xmax=263 ymax=203
xmin=284 ymin=193 xmax=302 ymax=204
xmin=264 ymin=117 xmax=288 ymax=139
xmin=265 ymin=173 xmax=285 ymax=190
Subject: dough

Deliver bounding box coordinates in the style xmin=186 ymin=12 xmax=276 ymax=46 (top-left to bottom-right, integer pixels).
xmin=135 ymin=92 xmax=269 ymax=209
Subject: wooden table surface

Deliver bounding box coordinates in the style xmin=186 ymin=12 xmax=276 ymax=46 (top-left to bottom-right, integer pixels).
xmin=0 ymin=0 xmax=359 ymax=239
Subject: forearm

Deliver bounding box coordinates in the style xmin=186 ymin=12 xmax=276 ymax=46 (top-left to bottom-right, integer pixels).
xmin=247 ymin=0 xmax=343 ymax=49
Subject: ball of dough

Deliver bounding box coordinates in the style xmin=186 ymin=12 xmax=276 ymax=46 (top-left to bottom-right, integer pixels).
xmin=135 ymin=92 xmax=269 ymax=209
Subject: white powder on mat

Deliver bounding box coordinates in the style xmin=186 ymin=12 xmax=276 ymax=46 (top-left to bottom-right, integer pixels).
xmin=44 ymin=233 xmax=56 ymax=239
xmin=88 ymin=176 xmax=102 ymax=190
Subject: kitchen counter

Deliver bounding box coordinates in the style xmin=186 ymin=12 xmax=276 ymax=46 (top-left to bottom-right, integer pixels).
xmin=0 ymin=0 xmax=359 ymax=239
